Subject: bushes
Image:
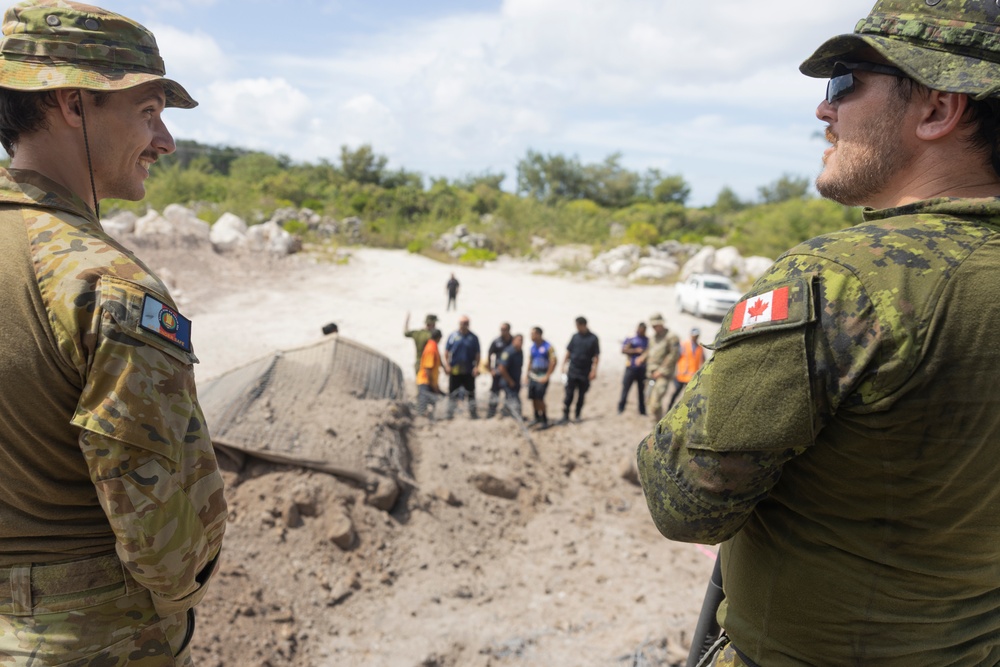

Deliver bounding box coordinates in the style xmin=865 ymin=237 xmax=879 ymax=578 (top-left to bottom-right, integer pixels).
xmin=128 ymin=140 xmax=860 ymax=259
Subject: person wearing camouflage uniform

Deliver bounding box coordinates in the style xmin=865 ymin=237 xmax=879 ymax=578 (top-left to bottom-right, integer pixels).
xmin=643 ymin=313 xmax=679 ymax=423
xmin=0 ymin=1 xmax=226 ymax=664
xmin=639 ymin=2 xmax=1000 ymax=665
xmin=404 ymin=312 xmax=438 ymax=375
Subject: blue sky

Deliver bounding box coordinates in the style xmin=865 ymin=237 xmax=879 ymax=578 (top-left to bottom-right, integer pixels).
xmin=115 ymin=0 xmax=876 ymax=206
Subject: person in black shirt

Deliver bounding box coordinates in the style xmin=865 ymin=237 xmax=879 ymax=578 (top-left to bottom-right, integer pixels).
xmin=486 ymin=322 xmax=513 ymax=418
xmin=558 ymin=316 xmax=600 ymax=424
xmin=497 ymin=334 xmax=524 ymax=418
xmin=446 ymin=273 xmax=460 ymax=311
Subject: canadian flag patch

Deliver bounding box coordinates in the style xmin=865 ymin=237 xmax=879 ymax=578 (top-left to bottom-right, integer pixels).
xmin=730 ymin=287 xmax=789 ymax=331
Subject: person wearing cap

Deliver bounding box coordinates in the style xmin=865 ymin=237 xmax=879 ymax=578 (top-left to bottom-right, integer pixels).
xmin=404 ymin=311 xmax=438 ymax=374
xmin=644 ymin=313 xmax=679 ymax=423
xmin=665 ymin=328 xmax=703 ymax=411
xmin=639 ymin=1 xmax=1000 ymax=665
xmin=0 ymin=1 xmax=225 ymax=663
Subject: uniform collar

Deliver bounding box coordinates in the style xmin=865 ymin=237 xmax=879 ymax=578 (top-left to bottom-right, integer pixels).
xmin=0 ymin=167 xmax=99 ymax=224
xmin=864 ymin=196 xmax=1000 ymax=222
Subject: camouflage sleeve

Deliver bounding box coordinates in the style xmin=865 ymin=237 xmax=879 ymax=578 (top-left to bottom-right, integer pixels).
xmin=657 ymin=335 xmax=680 ymax=377
xmin=70 ymin=276 xmax=227 ymax=617
xmin=638 ymin=253 xmax=887 ymax=544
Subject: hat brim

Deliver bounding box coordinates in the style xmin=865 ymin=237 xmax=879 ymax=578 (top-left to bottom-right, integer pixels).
xmin=0 ymin=60 xmax=196 ymax=108
xmin=800 ymin=33 xmax=1000 ymax=100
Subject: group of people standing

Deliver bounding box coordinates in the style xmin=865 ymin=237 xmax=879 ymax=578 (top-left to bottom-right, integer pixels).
xmin=618 ymin=314 xmax=705 ymax=423
xmin=404 ymin=309 xmax=704 ymax=429
xmin=403 ymin=313 xmax=602 ymax=429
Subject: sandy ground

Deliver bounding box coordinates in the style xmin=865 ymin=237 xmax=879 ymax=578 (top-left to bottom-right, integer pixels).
xmin=131 ymin=239 xmax=723 ymax=667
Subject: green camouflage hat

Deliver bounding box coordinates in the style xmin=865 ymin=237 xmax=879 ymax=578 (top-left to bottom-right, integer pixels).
xmin=0 ymin=0 xmax=196 ymax=108
xmin=800 ymin=0 xmax=1000 ymax=100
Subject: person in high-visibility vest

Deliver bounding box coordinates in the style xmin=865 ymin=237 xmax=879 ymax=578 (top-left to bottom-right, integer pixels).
xmin=666 ymin=328 xmax=704 ymax=410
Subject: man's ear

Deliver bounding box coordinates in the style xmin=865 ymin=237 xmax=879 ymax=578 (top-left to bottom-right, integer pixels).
xmin=915 ymin=90 xmax=968 ymax=142
xmin=52 ymin=89 xmax=84 ymax=128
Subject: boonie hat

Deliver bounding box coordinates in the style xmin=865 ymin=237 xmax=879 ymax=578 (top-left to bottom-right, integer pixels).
xmin=800 ymin=0 xmax=1000 ymax=100
xmin=425 ymin=313 xmax=438 ymax=323
xmin=649 ymin=313 xmax=665 ymax=326
xmin=0 ymin=0 xmax=196 ymax=108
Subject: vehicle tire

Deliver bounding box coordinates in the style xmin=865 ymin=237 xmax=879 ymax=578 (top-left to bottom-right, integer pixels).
xmin=676 ymin=296 xmax=685 ymax=314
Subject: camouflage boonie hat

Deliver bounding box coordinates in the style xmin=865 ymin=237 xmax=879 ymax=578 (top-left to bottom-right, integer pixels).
xmin=800 ymin=0 xmax=1000 ymax=100
xmin=0 ymin=0 xmax=196 ymax=108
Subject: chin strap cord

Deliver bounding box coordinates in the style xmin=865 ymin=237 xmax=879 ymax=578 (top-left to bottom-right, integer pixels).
xmin=77 ymin=91 xmax=100 ymax=221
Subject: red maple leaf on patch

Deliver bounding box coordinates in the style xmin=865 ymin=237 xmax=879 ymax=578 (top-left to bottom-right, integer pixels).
xmin=748 ymin=298 xmax=769 ymax=318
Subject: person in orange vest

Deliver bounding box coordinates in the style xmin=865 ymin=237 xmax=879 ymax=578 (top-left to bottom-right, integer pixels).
xmin=666 ymin=328 xmax=704 ymax=410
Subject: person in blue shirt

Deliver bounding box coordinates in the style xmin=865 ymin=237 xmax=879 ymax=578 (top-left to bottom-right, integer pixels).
xmin=443 ymin=315 xmax=481 ymax=419
xmin=618 ymin=322 xmax=649 ymax=415
xmin=527 ymin=327 xmax=557 ymax=429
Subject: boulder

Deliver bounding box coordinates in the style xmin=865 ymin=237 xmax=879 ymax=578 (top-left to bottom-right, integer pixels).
xmin=607 ymin=258 xmax=634 ymax=277
xmin=210 ymin=213 xmax=248 ymax=252
xmin=101 ymin=210 xmax=136 ymax=238
xmin=745 ymin=256 xmax=774 ymax=281
xmin=133 ymin=210 xmax=173 ymax=237
xmin=680 ymin=246 xmax=716 ymax=279
xmin=712 ymin=246 xmax=744 ymax=278
xmin=246 ymin=220 xmax=298 ymax=255
xmin=163 ymin=204 xmax=210 ymax=241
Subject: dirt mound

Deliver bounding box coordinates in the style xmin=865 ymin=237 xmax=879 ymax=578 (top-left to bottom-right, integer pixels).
xmin=119 ymin=236 xmax=718 ymax=666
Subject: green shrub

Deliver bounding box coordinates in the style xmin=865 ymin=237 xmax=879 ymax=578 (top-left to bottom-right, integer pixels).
xmin=283 ymin=219 xmax=309 ymax=235
xmin=459 ymin=247 xmax=497 ymax=264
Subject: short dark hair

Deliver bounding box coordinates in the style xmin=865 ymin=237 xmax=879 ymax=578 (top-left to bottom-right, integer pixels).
xmin=532 ymin=326 xmax=543 ymax=336
xmin=431 ymin=328 xmax=442 ymax=340
xmin=575 ymin=316 xmax=587 ymax=326
xmin=893 ymin=78 xmax=1000 ymax=179
xmin=0 ymin=88 xmax=110 ymax=156
xmin=961 ymin=97 xmax=1000 ymax=179
xmin=0 ymin=89 xmax=56 ymax=156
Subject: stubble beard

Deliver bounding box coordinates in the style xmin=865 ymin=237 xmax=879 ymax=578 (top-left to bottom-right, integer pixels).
xmin=815 ymin=102 xmax=913 ymax=207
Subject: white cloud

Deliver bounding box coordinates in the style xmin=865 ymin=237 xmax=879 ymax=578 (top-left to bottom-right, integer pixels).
xmin=201 ymin=78 xmax=312 ymax=142
xmin=146 ymin=0 xmax=876 ymax=203
xmin=148 ymin=23 xmax=230 ymax=86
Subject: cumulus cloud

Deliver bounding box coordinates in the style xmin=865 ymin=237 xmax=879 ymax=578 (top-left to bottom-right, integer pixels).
xmin=148 ymin=23 xmax=230 ymax=86
xmin=202 ymin=78 xmax=312 ymax=142
xmin=147 ymin=0 xmax=874 ymax=203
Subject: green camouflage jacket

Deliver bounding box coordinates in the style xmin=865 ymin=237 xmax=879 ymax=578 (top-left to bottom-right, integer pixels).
xmin=0 ymin=167 xmax=226 ymax=618
xmin=638 ymin=197 xmax=1000 ymax=666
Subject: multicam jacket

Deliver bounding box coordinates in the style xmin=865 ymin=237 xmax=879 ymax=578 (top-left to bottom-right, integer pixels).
xmin=638 ymin=198 xmax=1000 ymax=666
xmin=0 ymin=168 xmax=226 ymax=618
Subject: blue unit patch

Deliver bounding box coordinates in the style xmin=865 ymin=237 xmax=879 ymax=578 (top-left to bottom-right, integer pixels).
xmin=139 ymin=294 xmax=193 ymax=353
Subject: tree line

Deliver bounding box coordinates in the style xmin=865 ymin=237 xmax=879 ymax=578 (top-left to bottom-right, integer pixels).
xmin=109 ymin=141 xmax=862 ymax=261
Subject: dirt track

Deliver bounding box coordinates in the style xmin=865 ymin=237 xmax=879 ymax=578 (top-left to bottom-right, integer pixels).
xmin=130 ymin=238 xmax=722 ymax=666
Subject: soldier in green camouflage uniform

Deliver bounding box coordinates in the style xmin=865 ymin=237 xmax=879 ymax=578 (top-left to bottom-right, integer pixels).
xmin=643 ymin=313 xmax=680 ymax=423
xmin=639 ymin=2 xmax=1000 ymax=665
xmin=0 ymin=2 xmax=226 ymax=664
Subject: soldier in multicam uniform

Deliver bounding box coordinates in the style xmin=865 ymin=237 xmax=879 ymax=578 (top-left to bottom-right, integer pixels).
xmin=643 ymin=313 xmax=679 ymax=423
xmin=638 ymin=1 xmax=1000 ymax=665
xmin=0 ymin=1 xmax=226 ymax=664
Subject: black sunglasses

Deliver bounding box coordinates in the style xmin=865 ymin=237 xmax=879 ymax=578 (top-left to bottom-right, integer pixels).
xmin=826 ymin=61 xmax=908 ymax=104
